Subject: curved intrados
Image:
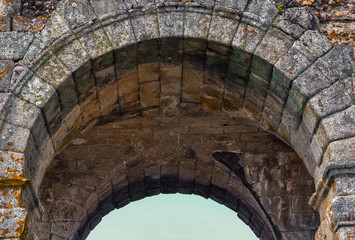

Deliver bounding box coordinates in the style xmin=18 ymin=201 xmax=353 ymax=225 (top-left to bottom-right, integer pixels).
xmin=36 ymin=113 xmax=317 ymax=239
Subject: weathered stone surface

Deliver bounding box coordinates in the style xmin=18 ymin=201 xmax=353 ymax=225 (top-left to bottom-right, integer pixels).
xmin=243 ymin=0 xmax=279 ymax=29
xmin=0 ymin=60 xmax=14 ymax=92
xmin=0 ymin=32 xmax=33 ymax=60
xmin=316 ymin=106 xmax=355 ymax=150
xmin=303 ymin=80 xmax=353 ymax=134
xmin=184 ymin=8 xmax=211 ymax=39
xmin=0 ymin=207 xmax=27 ymax=238
xmin=323 ymin=137 xmax=355 ymax=164
xmin=331 ymin=195 xmax=355 ymax=229
xmin=89 ymin=0 xmax=126 ymax=19
xmin=56 ymin=0 xmax=96 ymax=29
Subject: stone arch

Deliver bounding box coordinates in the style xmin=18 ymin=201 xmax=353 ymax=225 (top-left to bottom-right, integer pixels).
xmin=0 ymin=0 xmax=354 ymax=239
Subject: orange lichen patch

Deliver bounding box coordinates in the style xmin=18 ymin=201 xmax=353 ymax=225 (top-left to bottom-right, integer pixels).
xmin=7 ymin=142 xmax=13 ymax=147
xmin=0 ymin=177 xmax=30 ymax=188
xmin=0 ymin=17 xmax=9 ymax=32
xmin=2 ymin=188 xmax=7 ymax=197
xmin=0 ymin=229 xmax=10 ymax=237
xmin=296 ymin=0 xmax=316 ymax=6
xmin=15 ymin=217 xmax=26 ymax=236
xmin=243 ymin=25 xmax=257 ymax=38
xmin=0 ymin=65 xmax=9 ymax=81
xmin=13 ymin=14 xmax=50 ymax=32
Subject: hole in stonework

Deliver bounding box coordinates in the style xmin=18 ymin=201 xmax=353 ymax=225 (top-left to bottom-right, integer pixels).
xmin=87 ymin=194 xmax=258 ymax=240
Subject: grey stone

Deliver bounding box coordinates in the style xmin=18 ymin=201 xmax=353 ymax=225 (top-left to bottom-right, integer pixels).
xmin=39 ymin=11 xmax=71 ymax=46
xmin=332 ymin=195 xmax=355 ymax=229
xmin=254 ymin=27 xmax=294 ymax=65
xmin=215 ymin=0 xmax=248 ymax=13
xmin=293 ymin=30 xmax=332 ymax=61
xmin=243 ymin=0 xmax=279 ymax=30
xmin=89 ymin=0 xmax=126 ymax=19
xmin=208 ymin=11 xmax=240 ymax=45
xmin=303 ymin=80 xmax=353 ymax=134
xmin=56 ymin=0 xmax=97 ymax=29
xmin=282 ymin=7 xmax=319 ymax=30
xmin=184 ymin=8 xmax=212 ymax=39
xmin=158 ymin=7 xmax=184 ymax=39
xmin=0 ymin=208 xmax=27 ymax=238
xmin=55 ymin=39 xmax=91 ymax=74
xmin=102 ymin=16 xmax=136 ymax=50
xmin=316 ymin=106 xmax=355 ymax=150
xmin=0 ymin=60 xmax=14 ymax=92
xmin=0 ymin=32 xmax=34 ymax=60
xmin=323 ymin=137 xmax=355 ymax=164
xmin=75 ymin=26 xmax=113 ymax=60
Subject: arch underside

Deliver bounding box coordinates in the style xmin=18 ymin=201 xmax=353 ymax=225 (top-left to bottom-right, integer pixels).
xmin=34 ymin=113 xmax=318 ymax=240
xmin=0 ymin=0 xmax=353 ymax=239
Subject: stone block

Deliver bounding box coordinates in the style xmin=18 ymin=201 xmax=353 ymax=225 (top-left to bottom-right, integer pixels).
xmin=215 ymin=0 xmax=248 ymax=12
xmin=39 ymin=11 xmax=71 ymax=46
xmin=55 ymin=39 xmax=91 ymax=74
xmin=303 ymin=80 xmax=353 ymax=134
xmin=89 ymin=0 xmax=125 ymax=19
xmin=322 ymin=137 xmax=355 ymax=164
xmin=0 ymin=121 xmax=35 ymax=155
xmin=160 ymin=63 xmax=182 ymax=96
xmin=184 ymin=8 xmax=212 ymax=39
xmin=139 ymin=81 xmax=160 ymax=108
xmin=316 ymin=106 xmax=355 ymax=150
xmin=138 ymin=62 xmax=160 ymax=83
xmin=332 ymin=195 xmax=355 ymax=229
xmin=242 ymin=0 xmax=278 ymax=29
xmin=293 ymin=30 xmax=332 ymax=61
xmin=0 ymin=16 xmax=10 ymax=32
xmin=56 ymin=0 xmax=96 ymax=29
xmin=0 ymin=0 xmax=21 ymax=16
xmin=232 ymin=22 xmax=265 ymax=61
xmin=0 ymin=32 xmax=34 ymax=61
xmin=131 ymin=10 xmax=159 ymax=42
xmin=36 ymin=55 xmax=75 ymax=100
xmin=103 ymin=17 xmax=135 ymax=50
xmin=274 ymin=48 xmax=311 ymax=81
xmin=182 ymin=68 xmax=203 ymax=103
xmin=98 ymin=81 xmax=118 ymax=114
xmin=158 ymin=10 xmax=184 ymax=38
xmin=137 ymin=39 xmax=159 ymax=63
xmin=94 ymin=65 xmax=115 ymax=89
xmin=0 ymin=151 xmax=24 ymax=178
xmin=76 ymin=26 xmax=113 ymax=62
xmin=208 ymin=11 xmax=239 ymax=45
xmin=0 ymin=60 xmax=14 ymax=92
xmin=0 ymin=207 xmax=27 ymax=238
xmin=253 ymin=27 xmax=294 ymax=79
xmin=333 ymin=176 xmax=355 ymax=196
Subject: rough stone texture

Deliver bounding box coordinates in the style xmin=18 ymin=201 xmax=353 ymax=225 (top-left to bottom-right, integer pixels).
xmin=0 ymin=32 xmax=33 ymax=60
xmin=0 ymin=0 xmax=354 ymax=239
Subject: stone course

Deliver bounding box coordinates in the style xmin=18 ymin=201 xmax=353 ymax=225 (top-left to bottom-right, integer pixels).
xmin=0 ymin=0 xmax=353 ymax=239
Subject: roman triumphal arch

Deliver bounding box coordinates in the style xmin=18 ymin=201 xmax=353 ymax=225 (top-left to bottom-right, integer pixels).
xmin=0 ymin=0 xmax=354 ymax=239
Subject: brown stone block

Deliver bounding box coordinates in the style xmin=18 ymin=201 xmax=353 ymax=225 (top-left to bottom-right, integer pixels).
xmin=140 ymin=81 xmax=160 ymax=108
xmin=195 ymin=161 xmax=213 ymax=186
xmin=117 ymin=74 xmax=139 ymax=97
xmin=138 ymin=62 xmax=160 ymax=83
xmin=98 ymin=81 xmax=118 ymax=113
xmin=94 ymin=65 xmax=115 ymax=89
xmin=182 ymin=86 xmax=202 ymax=103
xmin=81 ymin=99 xmax=101 ymax=124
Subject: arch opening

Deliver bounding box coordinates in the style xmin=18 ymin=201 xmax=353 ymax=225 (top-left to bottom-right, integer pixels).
xmin=86 ymin=194 xmax=259 ymax=240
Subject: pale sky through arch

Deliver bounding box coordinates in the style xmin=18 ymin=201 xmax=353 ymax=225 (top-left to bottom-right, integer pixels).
xmin=87 ymin=194 xmax=258 ymax=240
